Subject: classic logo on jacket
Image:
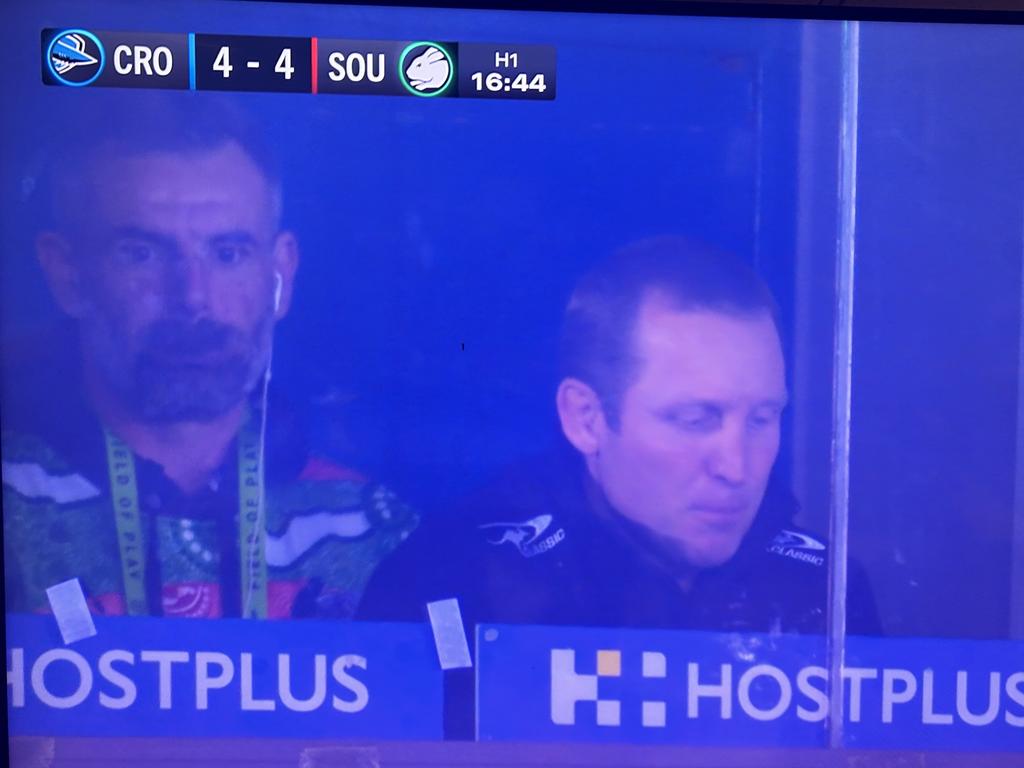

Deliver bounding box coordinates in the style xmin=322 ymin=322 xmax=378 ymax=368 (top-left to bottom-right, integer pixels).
xmin=768 ymin=529 xmax=826 ymax=567
xmin=479 ymin=514 xmax=566 ymax=558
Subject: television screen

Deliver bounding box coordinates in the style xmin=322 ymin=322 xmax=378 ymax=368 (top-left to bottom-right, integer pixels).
xmin=3 ymin=0 xmax=1023 ymax=763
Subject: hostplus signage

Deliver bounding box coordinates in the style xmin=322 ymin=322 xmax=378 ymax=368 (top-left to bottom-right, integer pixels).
xmin=477 ymin=625 xmax=1024 ymax=751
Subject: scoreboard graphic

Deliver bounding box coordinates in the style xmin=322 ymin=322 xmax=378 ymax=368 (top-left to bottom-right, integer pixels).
xmin=41 ymin=28 xmax=556 ymax=100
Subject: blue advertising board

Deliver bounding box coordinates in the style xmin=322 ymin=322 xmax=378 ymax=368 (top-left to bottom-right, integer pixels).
xmin=6 ymin=614 xmax=443 ymax=739
xmin=476 ymin=624 xmax=1024 ymax=751
xmin=8 ymin=615 xmax=1024 ymax=749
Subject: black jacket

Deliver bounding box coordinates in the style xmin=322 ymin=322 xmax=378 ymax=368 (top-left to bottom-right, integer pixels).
xmin=359 ymin=450 xmax=880 ymax=635
xmin=357 ymin=449 xmax=881 ymax=737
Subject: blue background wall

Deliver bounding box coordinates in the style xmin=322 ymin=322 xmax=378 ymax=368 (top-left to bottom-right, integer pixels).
xmin=1 ymin=0 xmax=804 ymax=509
xmin=4 ymin=1 xmax=1024 ymax=640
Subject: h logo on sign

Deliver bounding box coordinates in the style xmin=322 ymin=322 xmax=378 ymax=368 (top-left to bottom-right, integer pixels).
xmin=550 ymin=649 xmax=667 ymax=727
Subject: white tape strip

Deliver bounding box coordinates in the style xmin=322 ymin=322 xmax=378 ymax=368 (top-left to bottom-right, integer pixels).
xmin=426 ymin=598 xmax=472 ymax=670
xmin=45 ymin=578 xmax=97 ymax=644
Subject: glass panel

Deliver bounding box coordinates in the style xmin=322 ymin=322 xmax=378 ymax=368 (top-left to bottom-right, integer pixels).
xmin=851 ymin=19 xmax=1024 ymax=642
xmin=2 ymin=2 xmax=846 ymax=758
xmin=845 ymin=17 xmax=1024 ymax=754
xmin=8 ymin=0 xmax=1023 ymax=763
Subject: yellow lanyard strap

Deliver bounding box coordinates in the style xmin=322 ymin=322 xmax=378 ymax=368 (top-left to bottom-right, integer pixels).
xmin=104 ymin=420 xmax=268 ymax=618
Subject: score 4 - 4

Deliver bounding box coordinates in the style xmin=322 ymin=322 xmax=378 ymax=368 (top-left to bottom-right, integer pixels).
xmin=213 ymin=45 xmax=296 ymax=81
xmin=193 ymin=34 xmax=312 ymax=92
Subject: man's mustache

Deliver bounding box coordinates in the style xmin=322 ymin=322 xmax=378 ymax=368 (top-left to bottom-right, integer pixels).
xmin=140 ymin=319 xmax=249 ymax=359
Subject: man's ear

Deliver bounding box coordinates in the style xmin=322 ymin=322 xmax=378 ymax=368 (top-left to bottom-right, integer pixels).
xmin=36 ymin=232 xmax=90 ymax=318
xmin=556 ymin=377 xmax=608 ymax=456
xmin=271 ymin=230 xmax=300 ymax=319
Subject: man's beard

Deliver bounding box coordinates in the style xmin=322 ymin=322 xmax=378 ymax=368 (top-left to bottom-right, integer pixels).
xmin=82 ymin=312 xmax=273 ymax=423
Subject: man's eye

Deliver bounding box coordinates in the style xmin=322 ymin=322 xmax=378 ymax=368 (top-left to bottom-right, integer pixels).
xmin=214 ymin=245 xmax=250 ymax=265
xmin=666 ymin=409 xmax=719 ymax=432
xmin=115 ymin=242 xmax=157 ymax=265
xmin=748 ymin=408 xmax=781 ymax=429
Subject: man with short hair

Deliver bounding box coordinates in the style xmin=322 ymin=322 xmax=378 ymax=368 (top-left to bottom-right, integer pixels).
xmin=358 ymin=236 xmax=879 ymax=737
xmin=359 ymin=235 xmax=879 ymax=632
xmin=2 ymin=95 xmax=416 ymax=619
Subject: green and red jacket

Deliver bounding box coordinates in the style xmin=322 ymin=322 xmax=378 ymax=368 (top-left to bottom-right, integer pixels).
xmin=2 ymin=337 xmax=417 ymax=620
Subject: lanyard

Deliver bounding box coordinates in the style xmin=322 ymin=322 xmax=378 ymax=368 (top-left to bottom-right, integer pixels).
xmin=103 ymin=417 xmax=268 ymax=618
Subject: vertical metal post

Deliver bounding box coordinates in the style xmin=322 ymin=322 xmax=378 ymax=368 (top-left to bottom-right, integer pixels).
xmin=828 ymin=18 xmax=860 ymax=750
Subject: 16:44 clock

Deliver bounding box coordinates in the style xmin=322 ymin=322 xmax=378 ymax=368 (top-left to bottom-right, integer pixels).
xmin=471 ymin=71 xmax=547 ymax=94
xmin=458 ymin=44 xmax=556 ymax=100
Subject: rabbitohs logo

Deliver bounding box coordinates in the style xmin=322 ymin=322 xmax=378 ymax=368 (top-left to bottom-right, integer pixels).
xmin=479 ymin=514 xmax=566 ymax=558
xmin=768 ymin=529 xmax=826 ymax=567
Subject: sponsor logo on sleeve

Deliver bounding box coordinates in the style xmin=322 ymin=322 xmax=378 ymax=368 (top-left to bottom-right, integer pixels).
xmin=479 ymin=514 xmax=566 ymax=558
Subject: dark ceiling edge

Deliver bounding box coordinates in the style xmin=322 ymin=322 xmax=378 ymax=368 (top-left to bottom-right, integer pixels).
xmin=225 ymin=0 xmax=1024 ymax=25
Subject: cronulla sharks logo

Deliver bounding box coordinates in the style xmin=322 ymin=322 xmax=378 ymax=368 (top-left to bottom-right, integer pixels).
xmin=46 ymin=30 xmax=105 ymax=87
xmin=479 ymin=514 xmax=566 ymax=558
xmin=768 ymin=529 xmax=826 ymax=567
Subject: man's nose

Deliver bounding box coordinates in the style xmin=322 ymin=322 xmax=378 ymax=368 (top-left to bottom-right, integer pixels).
xmin=708 ymin=423 xmax=749 ymax=487
xmin=170 ymin=255 xmax=211 ymax=315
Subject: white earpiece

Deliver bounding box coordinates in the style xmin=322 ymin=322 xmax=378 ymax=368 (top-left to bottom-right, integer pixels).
xmin=273 ymin=271 xmax=283 ymax=313
xmin=250 ymin=271 xmax=280 ymax=619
